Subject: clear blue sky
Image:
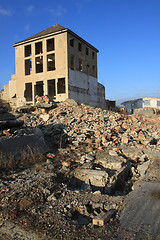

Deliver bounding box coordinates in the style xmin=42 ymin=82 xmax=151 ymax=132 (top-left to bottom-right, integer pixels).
xmin=0 ymin=0 xmax=160 ymax=105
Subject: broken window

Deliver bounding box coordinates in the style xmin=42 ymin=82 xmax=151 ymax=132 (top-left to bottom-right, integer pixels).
xmin=92 ymin=51 xmax=95 ymax=59
xmin=24 ymin=83 xmax=32 ymax=101
xmin=48 ymin=79 xmax=56 ymax=97
xmin=70 ymin=37 xmax=74 ymax=47
xmin=35 ymin=41 xmax=43 ymax=55
xmin=79 ymin=59 xmax=83 ymax=72
xmin=78 ymin=42 xmax=82 ymax=52
xmin=57 ymin=78 xmax=65 ymax=94
xmin=25 ymin=44 xmax=31 ymax=57
xmin=35 ymin=56 xmax=43 ymax=73
xmin=47 ymin=54 xmax=55 ymax=71
xmin=47 ymin=38 xmax=54 ymax=52
xmin=144 ymin=100 xmax=150 ymax=105
xmin=86 ymin=47 xmax=89 ymax=55
xmin=25 ymin=59 xmax=32 ymax=75
xmin=70 ymin=54 xmax=74 ymax=70
xmin=35 ymin=81 xmax=43 ymax=97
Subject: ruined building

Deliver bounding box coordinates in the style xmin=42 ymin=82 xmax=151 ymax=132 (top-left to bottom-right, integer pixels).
xmin=2 ymin=24 xmax=105 ymax=108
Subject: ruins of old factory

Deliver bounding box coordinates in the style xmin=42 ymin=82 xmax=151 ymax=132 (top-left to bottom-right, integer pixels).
xmin=2 ymin=24 xmax=106 ymax=108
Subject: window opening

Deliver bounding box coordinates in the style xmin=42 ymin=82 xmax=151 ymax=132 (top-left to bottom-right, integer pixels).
xmin=57 ymin=78 xmax=65 ymax=94
xmin=35 ymin=56 xmax=43 ymax=73
xmin=79 ymin=59 xmax=83 ymax=72
xmin=157 ymin=101 xmax=160 ymax=106
xmin=25 ymin=59 xmax=32 ymax=75
xmin=92 ymin=65 xmax=96 ymax=76
xmin=70 ymin=55 xmax=74 ymax=70
xmin=47 ymin=38 xmax=54 ymax=52
xmin=24 ymin=83 xmax=32 ymax=101
xmin=92 ymin=51 xmax=95 ymax=59
xmin=86 ymin=47 xmax=89 ymax=55
xmin=70 ymin=37 xmax=74 ymax=47
xmin=35 ymin=81 xmax=43 ymax=97
xmin=78 ymin=42 xmax=82 ymax=51
xmin=144 ymin=100 xmax=150 ymax=106
xmin=48 ymin=79 xmax=56 ymax=97
xmin=35 ymin=42 xmax=43 ymax=55
xmin=25 ymin=44 xmax=31 ymax=57
xmin=47 ymin=54 xmax=55 ymax=71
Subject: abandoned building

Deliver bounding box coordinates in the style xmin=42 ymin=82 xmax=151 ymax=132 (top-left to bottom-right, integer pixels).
xmin=122 ymin=97 xmax=160 ymax=114
xmin=2 ymin=24 xmax=106 ymax=108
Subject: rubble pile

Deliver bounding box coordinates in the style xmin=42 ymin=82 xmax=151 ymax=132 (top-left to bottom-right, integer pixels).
xmin=0 ymin=98 xmax=160 ymax=239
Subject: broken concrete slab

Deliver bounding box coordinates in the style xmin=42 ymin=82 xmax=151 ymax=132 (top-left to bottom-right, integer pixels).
xmin=0 ymin=133 xmax=50 ymax=159
xmin=0 ymin=120 xmax=24 ymax=129
xmin=120 ymin=181 xmax=160 ymax=235
xmin=92 ymin=210 xmax=115 ymax=226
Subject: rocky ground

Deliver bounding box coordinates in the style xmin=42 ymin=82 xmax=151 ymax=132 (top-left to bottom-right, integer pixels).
xmin=0 ymin=98 xmax=160 ymax=239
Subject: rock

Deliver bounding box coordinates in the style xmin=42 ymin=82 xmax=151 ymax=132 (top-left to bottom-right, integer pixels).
xmin=137 ymin=160 xmax=151 ymax=177
xmin=73 ymin=168 xmax=108 ymax=188
xmin=92 ymin=210 xmax=115 ymax=226
xmin=40 ymin=114 xmax=50 ymax=122
xmin=47 ymin=193 xmax=57 ymax=201
xmin=109 ymin=150 xmax=118 ymax=156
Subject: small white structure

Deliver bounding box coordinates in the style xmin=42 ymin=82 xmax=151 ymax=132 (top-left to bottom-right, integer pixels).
xmin=122 ymin=97 xmax=160 ymax=114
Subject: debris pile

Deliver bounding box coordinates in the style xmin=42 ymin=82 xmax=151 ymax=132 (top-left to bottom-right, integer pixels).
xmin=0 ymin=99 xmax=160 ymax=239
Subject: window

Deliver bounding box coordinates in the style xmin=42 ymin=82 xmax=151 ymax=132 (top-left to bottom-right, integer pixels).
xmin=86 ymin=47 xmax=89 ymax=55
xmin=92 ymin=65 xmax=96 ymax=76
xmin=24 ymin=83 xmax=32 ymax=101
xmin=47 ymin=54 xmax=55 ymax=71
xmin=25 ymin=44 xmax=31 ymax=57
xmin=70 ymin=37 xmax=74 ymax=47
xmin=78 ymin=42 xmax=82 ymax=52
xmin=70 ymin=55 xmax=74 ymax=70
xmin=79 ymin=59 xmax=83 ymax=71
xmin=35 ymin=42 xmax=43 ymax=55
xmin=47 ymin=38 xmax=54 ymax=52
xmin=25 ymin=59 xmax=32 ymax=75
xmin=48 ymin=79 xmax=56 ymax=97
xmin=35 ymin=81 xmax=43 ymax=97
xmin=144 ymin=100 xmax=150 ymax=106
xmin=57 ymin=78 xmax=65 ymax=94
xmin=92 ymin=51 xmax=95 ymax=59
xmin=157 ymin=101 xmax=160 ymax=106
xmin=35 ymin=56 xmax=43 ymax=73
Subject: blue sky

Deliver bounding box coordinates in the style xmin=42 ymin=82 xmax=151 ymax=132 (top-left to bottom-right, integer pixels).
xmin=0 ymin=0 xmax=160 ymax=105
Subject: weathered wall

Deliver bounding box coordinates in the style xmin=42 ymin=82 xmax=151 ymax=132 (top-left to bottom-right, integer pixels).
xmin=15 ymin=31 xmax=68 ymax=104
xmin=2 ymin=84 xmax=9 ymax=101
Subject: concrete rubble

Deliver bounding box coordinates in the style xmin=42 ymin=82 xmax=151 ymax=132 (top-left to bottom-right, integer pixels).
xmin=0 ymin=98 xmax=160 ymax=239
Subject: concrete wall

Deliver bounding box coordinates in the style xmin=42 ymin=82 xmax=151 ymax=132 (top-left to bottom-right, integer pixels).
xmin=2 ymin=84 xmax=9 ymax=101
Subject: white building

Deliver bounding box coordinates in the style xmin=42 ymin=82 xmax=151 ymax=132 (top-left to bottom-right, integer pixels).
xmin=122 ymin=97 xmax=160 ymax=114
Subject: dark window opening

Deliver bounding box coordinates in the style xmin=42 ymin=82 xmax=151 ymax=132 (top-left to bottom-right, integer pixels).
xmin=35 ymin=56 xmax=43 ymax=73
xmin=25 ymin=59 xmax=32 ymax=75
xmin=57 ymin=78 xmax=65 ymax=94
xmin=35 ymin=41 xmax=43 ymax=55
xmin=79 ymin=59 xmax=83 ymax=72
xmin=86 ymin=47 xmax=89 ymax=55
xmin=24 ymin=83 xmax=32 ymax=101
xmin=70 ymin=55 xmax=74 ymax=70
xmin=47 ymin=54 xmax=55 ymax=71
xmin=35 ymin=81 xmax=43 ymax=97
xmin=25 ymin=44 xmax=31 ymax=57
xmin=92 ymin=51 xmax=95 ymax=59
xmin=78 ymin=42 xmax=82 ymax=52
xmin=87 ymin=64 xmax=90 ymax=74
xmin=48 ymin=79 xmax=56 ymax=97
xmin=47 ymin=38 xmax=54 ymax=52
xmin=157 ymin=101 xmax=160 ymax=106
xmin=70 ymin=37 xmax=74 ymax=47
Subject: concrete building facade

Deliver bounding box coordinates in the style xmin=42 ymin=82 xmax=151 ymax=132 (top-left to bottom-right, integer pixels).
xmin=122 ymin=97 xmax=160 ymax=114
xmin=3 ymin=24 xmax=105 ymax=108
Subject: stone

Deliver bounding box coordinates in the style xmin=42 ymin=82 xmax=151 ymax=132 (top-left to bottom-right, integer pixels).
xmin=92 ymin=210 xmax=115 ymax=226
xmin=40 ymin=114 xmax=50 ymax=122
xmin=137 ymin=160 xmax=150 ymax=177
xmin=109 ymin=150 xmax=118 ymax=156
